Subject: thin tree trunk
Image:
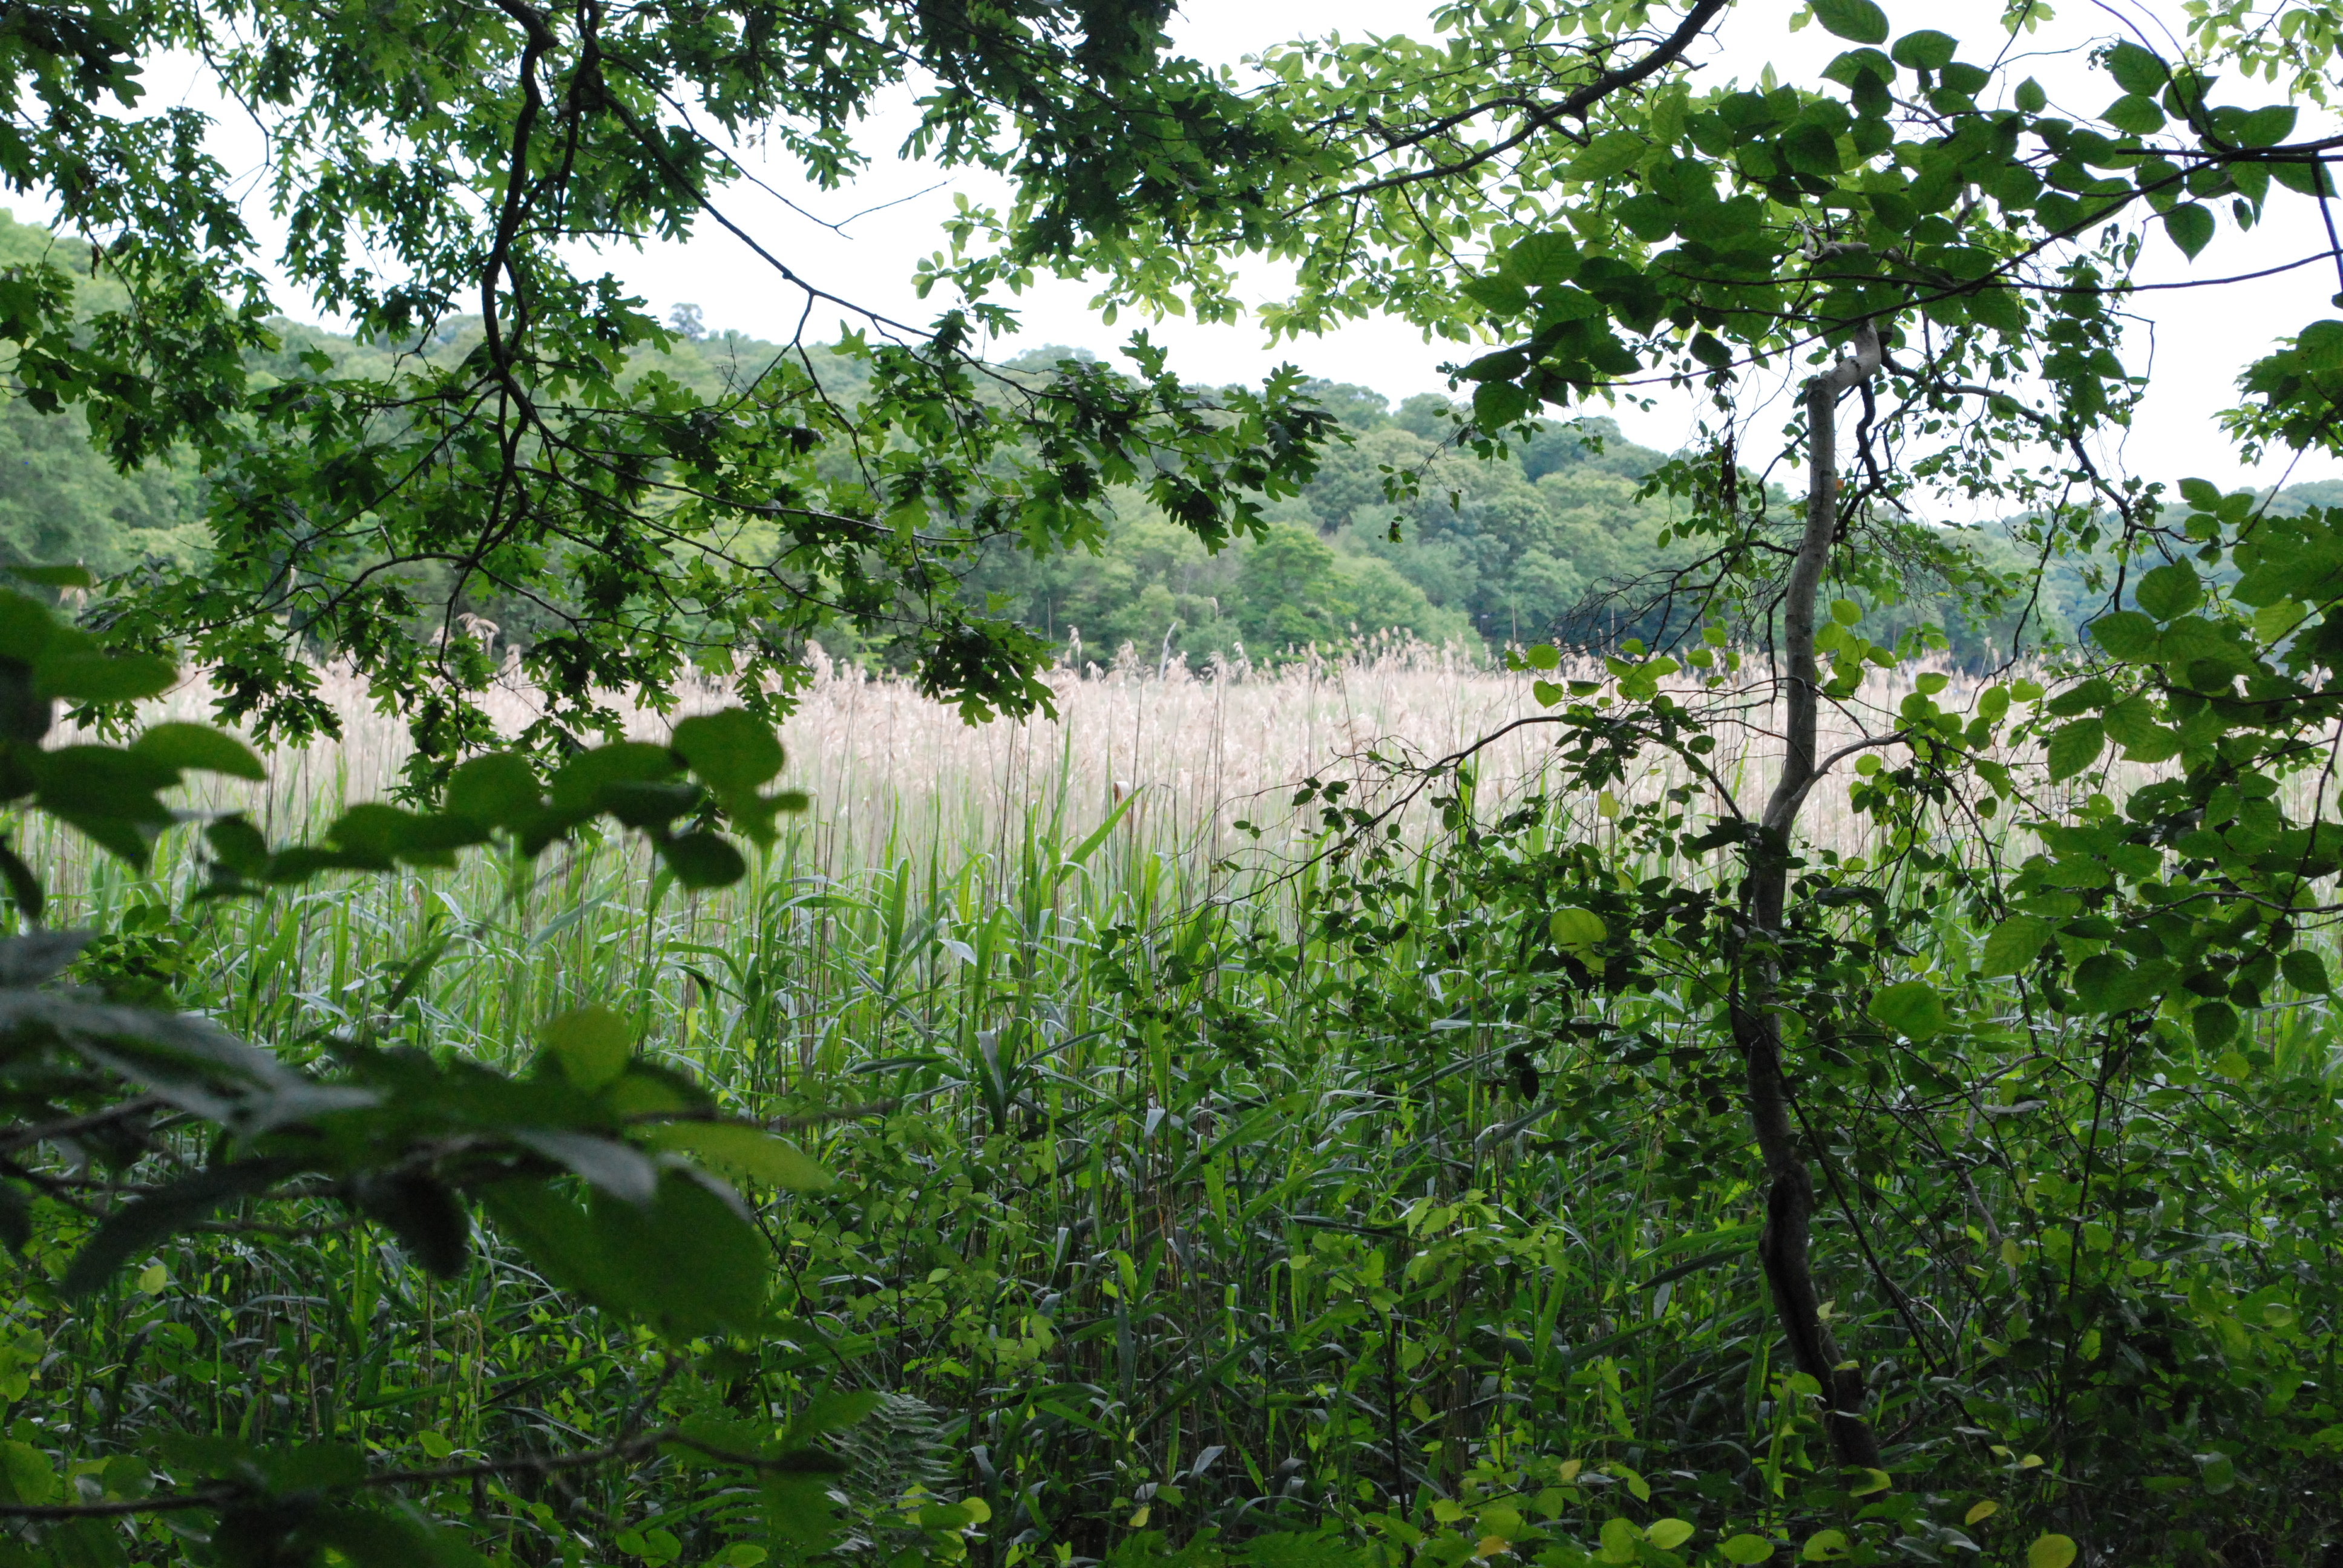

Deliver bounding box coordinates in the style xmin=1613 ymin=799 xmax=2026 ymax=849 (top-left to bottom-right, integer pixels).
xmin=1732 ymin=324 xmax=1884 ymax=1472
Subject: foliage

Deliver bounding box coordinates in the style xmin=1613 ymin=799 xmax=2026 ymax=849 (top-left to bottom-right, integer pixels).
xmin=3 ymin=678 xmax=2341 ymax=1564
xmin=917 ymin=0 xmax=2343 ymax=1553
xmin=0 ymin=584 xmax=962 ymax=1563
xmin=17 ymin=0 xmax=2343 ymax=1564
xmin=0 ymin=207 xmax=2289 ymax=679
xmin=0 ymin=1 xmax=1337 ymax=774
xmin=0 ymin=204 xmax=2154 ymax=684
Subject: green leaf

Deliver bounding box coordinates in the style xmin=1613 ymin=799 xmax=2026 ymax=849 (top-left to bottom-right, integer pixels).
xmin=2192 ymin=999 xmax=2239 ymax=1050
xmin=2178 ymin=477 xmax=2224 ymax=509
xmin=1549 ymin=906 xmax=1607 ymax=958
xmin=0 ymin=841 xmax=38 ymax=922
xmin=599 ymin=785 xmax=699 ymax=841
xmin=1504 ymin=232 xmax=1579 ymax=286
xmin=350 ymin=1171 xmax=471 ymax=1280
xmin=2015 ymin=77 xmax=2047 ymax=112
xmin=1472 ymin=379 xmax=1535 ymax=430
xmin=99 ymin=1454 xmax=149 ymax=1500
xmin=591 ymin=1171 xmax=770 ymax=1340
xmin=513 ymin=1128 xmax=660 ymax=1205
xmin=479 ymin=1180 xmax=609 ymax=1304
xmin=35 ymin=650 xmax=176 ymax=703
xmin=1891 ymin=29 xmax=1957 ymax=68
xmin=2160 ymin=615 xmax=2252 ymax=673
xmin=1812 ymin=0 xmax=1889 ymax=44
xmin=2105 ymin=40 xmax=2169 ymax=94
xmin=658 ymin=831 xmax=749 ymax=889
xmin=2135 ymin=561 xmax=2203 ymax=620
xmin=2073 ymin=954 xmax=2175 ymax=1014
xmin=2104 ymin=93 xmax=2166 ymax=133
xmin=1821 ymin=48 xmax=1894 ymax=87
xmin=541 ymin=1005 xmax=632 ymax=1091
xmin=645 ymin=1122 xmax=833 ymax=1191
xmin=2273 ymin=157 xmax=2330 ymax=196
xmin=0 ymin=1440 xmax=55 ymax=1506
xmin=1867 ymin=980 xmax=1948 ymax=1040
xmin=1568 ymin=131 xmax=1650 ymax=180
xmin=2162 ymin=201 xmax=2215 ymax=258
xmin=446 ymin=753 xmax=541 ymax=828
xmin=2028 ymin=1537 xmax=2077 ymax=1568
xmin=0 ymin=594 xmax=56 ymax=663
xmin=672 ymin=707 xmax=785 ymax=794
xmin=34 ymin=746 xmax=178 ymax=862
xmin=321 ymin=802 xmax=487 ymax=868
xmin=549 ymin=742 xmax=679 ymax=815
xmin=129 ymin=723 xmax=266 ymax=781
xmin=274 ymin=1446 xmax=376 ymax=1496
xmin=2283 ymin=947 xmax=2332 ymax=994
xmin=762 ymin=1469 xmax=844 ymax=1549
xmin=1719 ymin=1536 xmax=1776 ymax=1566
xmin=1980 ymin=915 xmax=2052 ymax=976
xmin=2282 ymin=321 xmax=2343 ymax=376
xmin=307 ymin=1504 xmax=479 ymax=1568
xmin=784 ymin=1388 xmax=885 ymax=1446
xmin=2045 ymin=719 xmax=2106 ymax=782
xmin=1968 ymin=287 xmax=2025 ymax=334
xmin=2252 ymin=599 xmax=2310 ymax=644
xmin=2106 ymin=695 xmax=2178 ymax=760
xmin=2100 ymin=693 xmax=2160 ymax=748
xmin=2 ymin=564 xmax=93 ymax=590
xmin=205 ymin=815 xmax=270 ymax=877
xmin=485 ymin=1171 xmax=768 ymax=1341
xmin=1645 ymin=1520 xmax=1695 ymax=1550
xmin=1461 ymin=273 xmax=1533 ymax=316
xmin=2238 ymin=104 xmax=2299 ymax=146
xmin=2088 ymin=610 xmax=2160 ymax=660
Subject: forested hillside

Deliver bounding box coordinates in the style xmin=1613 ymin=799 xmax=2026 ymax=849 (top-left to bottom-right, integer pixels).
xmin=963 ymin=362 xmax=1693 ymax=667
xmin=0 ymin=207 xmax=2225 ymax=673
xmin=1 ymin=205 xmax=1694 ymax=665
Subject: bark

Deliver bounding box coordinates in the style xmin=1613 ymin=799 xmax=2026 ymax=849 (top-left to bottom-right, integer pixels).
xmin=1732 ymin=324 xmax=1885 ymax=1473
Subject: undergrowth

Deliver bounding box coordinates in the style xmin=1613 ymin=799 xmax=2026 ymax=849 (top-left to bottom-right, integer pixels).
xmin=6 ymin=762 xmax=2341 ymax=1568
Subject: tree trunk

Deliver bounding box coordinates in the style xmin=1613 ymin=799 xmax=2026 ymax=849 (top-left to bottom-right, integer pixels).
xmin=1731 ymin=325 xmax=1885 ymax=1473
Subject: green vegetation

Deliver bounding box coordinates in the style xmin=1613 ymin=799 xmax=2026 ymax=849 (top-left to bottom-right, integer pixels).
xmin=2 ymin=595 xmax=2342 ymax=1567
xmin=962 ymin=374 xmax=1688 ymax=665
xmin=0 ymin=222 xmax=1689 ymax=669
xmin=19 ymin=0 xmax=2343 ymax=1565
xmin=0 ymin=261 xmax=2295 ymax=675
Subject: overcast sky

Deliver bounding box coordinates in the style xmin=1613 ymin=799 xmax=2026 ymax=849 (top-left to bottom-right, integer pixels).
xmin=103 ymin=0 xmax=2343 ymax=494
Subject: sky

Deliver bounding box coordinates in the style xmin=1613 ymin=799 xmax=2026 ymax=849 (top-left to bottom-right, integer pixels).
xmin=99 ymin=0 xmax=2343 ymax=494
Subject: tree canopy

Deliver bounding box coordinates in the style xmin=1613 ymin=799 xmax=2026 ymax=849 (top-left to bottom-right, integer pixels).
xmin=0 ymin=0 xmax=1340 ymax=779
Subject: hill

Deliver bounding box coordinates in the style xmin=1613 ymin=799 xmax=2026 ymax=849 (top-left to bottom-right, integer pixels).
xmin=1 ymin=207 xmax=2330 ymax=671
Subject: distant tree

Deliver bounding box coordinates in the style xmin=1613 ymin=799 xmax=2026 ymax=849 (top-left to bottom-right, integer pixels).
xmin=1392 ymin=392 xmax=1460 ymax=442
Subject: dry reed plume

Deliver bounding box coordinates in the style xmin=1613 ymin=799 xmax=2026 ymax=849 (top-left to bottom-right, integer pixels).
xmin=98 ymin=639 xmax=2074 ymax=879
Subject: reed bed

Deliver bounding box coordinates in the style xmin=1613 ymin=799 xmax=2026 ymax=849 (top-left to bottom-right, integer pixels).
xmin=73 ymin=639 xmax=2061 ymax=884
